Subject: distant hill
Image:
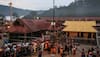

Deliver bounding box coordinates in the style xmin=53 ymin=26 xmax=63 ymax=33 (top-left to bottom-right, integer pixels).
xmin=0 ymin=5 xmax=32 ymax=17
xmin=38 ymin=0 xmax=100 ymax=17
xmin=23 ymin=10 xmax=45 ymax=19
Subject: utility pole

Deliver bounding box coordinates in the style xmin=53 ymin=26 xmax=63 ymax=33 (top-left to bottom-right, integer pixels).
xmin=51 ymin=0 xmax=56 ymax=45
xmin=50 ymin=0 xmax=56 ymax=54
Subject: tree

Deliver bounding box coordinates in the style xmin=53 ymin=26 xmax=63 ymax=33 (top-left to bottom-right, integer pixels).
xmin=0 ymin=14 xmax=4 ymax=25
xmin=23 ymin=11 xmax=37 ymax=19
xmin=13 ymin=12 xmax=18 ymax=17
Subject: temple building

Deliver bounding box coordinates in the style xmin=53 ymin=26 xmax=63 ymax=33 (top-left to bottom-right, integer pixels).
xmin=62 ymin=21 xmax=97 ymax=44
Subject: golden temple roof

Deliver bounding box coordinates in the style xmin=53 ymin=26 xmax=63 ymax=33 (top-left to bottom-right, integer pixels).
xmin=63 ymin=21 xmax=97 ymax=32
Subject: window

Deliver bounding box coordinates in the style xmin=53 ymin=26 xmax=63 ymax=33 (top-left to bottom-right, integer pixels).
xmin=88 ymin=33 xmax=91 ymax=38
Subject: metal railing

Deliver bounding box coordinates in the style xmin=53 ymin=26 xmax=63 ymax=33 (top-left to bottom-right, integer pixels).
xmin=67 ymin=37 xmax=96 ymax=40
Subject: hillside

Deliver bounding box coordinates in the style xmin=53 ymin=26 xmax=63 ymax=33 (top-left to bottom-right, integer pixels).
xmin=38 ymin=0 xmax=100 ymax=17
xmin=0 ymin=5 xmax=31 ymax=17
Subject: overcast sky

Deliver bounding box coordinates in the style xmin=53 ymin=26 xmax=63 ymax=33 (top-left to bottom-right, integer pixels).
xmin=0 ymin=0 xmax=74 ymax=10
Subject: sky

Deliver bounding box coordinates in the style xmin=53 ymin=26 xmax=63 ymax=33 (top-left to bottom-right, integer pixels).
xmin=0 ymin=0 xmax=74 ymax=10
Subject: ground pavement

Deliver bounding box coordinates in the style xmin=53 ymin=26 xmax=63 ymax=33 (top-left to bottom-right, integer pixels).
xmin=26 ymin=44 xmax=96 ymax=57
xmin=26 ymin=51 xmax=80 ymax=57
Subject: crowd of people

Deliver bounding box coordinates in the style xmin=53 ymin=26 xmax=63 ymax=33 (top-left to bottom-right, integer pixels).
xmin=80 ymin=47 xmax=100 ymax=57
xmin=0 ymin=40 xmax=42 ymax=57
xmin=0 ymin=39 xmax=100 ymax=57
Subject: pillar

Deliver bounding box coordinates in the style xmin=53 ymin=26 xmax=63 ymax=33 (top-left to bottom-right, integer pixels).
xmin=96 ymin=32 xmax=99 ymax=48
xmin=79 ymin=32 xmax=81 ymax=37
xmin=91 ymin=33 xmax=94 ymax=39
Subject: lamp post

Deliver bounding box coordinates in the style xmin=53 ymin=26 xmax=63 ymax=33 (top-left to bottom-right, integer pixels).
xmin=9 ymin=0 xmax=13 ymax=22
